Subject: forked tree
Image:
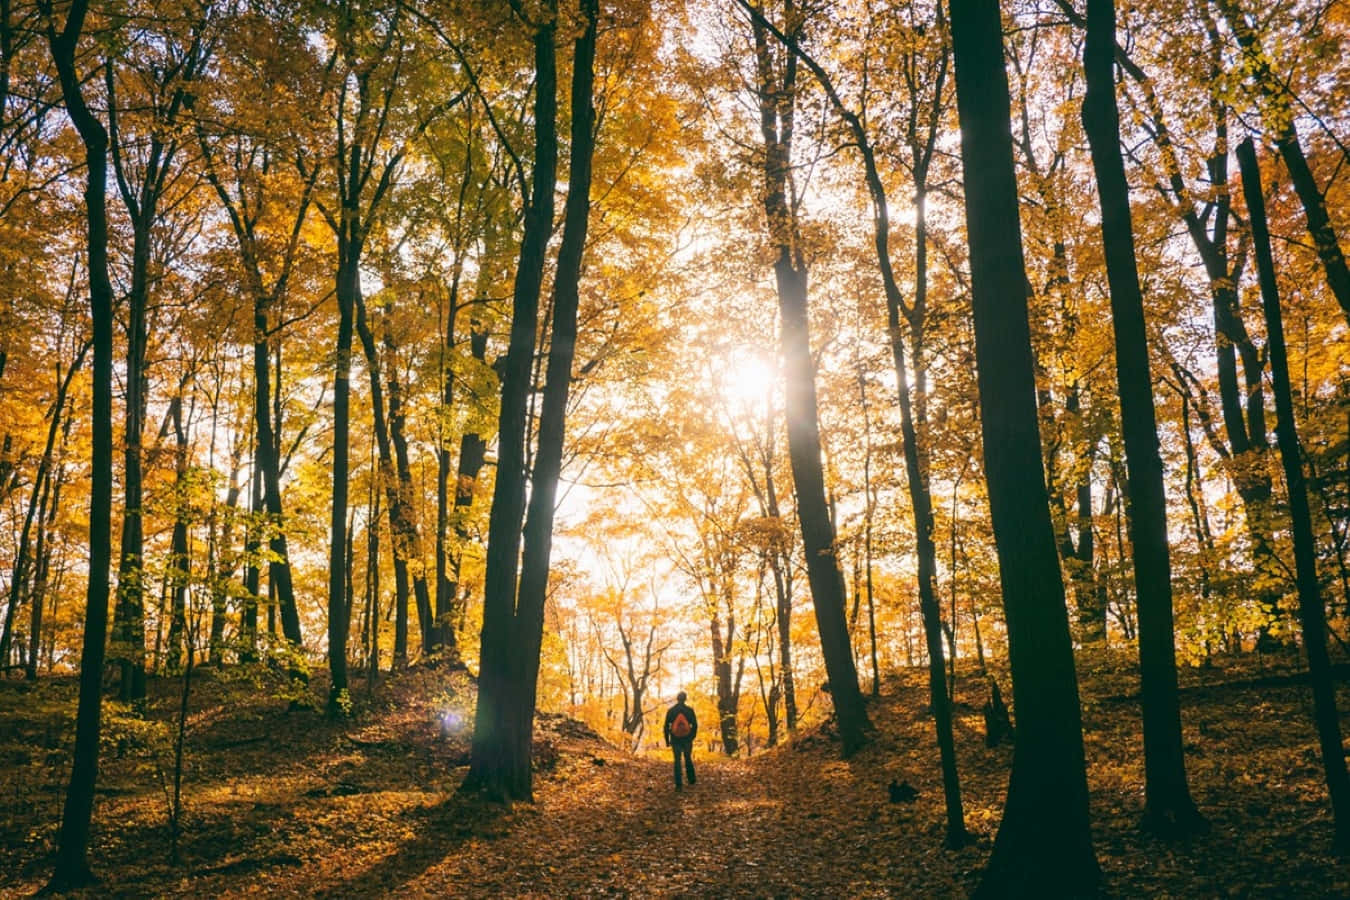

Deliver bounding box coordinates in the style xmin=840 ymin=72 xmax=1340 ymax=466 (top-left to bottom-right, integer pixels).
xmin=464 ymin=0 xmax=599 ymax=802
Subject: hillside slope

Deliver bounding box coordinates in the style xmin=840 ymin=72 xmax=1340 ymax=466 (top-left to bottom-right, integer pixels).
xmin=3 ymin=654 xmax=1349 ymax=897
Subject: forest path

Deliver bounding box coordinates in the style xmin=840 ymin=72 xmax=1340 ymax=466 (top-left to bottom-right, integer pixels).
xmin=301 ymin=733 xmax=954 ymax=899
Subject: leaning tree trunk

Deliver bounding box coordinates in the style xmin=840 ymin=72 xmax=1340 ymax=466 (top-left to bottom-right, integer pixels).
xmin=1217 ymin=0 xmax=1350 ymax=325
xmin=949 ymin=0 xmax=1101 ymax=894
xmin=1238 ymin=137 xmax=1350 ymax=851
xmin=750 ymin=4 xmax=870 ymax=756
xmin=45 ymin=0 xmax=115 ymax=886
xmin=742 ymin=0 xmax=962 ymax=829
xmin=1082 ymin=0 xmax=1205 ymax=838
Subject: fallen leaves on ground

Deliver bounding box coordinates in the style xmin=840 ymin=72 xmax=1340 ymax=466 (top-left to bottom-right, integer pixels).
xmin=3 ymin=651 xmax=1350 ymax=897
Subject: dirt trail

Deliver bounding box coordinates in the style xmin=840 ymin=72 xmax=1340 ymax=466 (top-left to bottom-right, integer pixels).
xmin=277 ymin=740 xmax=958 ymax=899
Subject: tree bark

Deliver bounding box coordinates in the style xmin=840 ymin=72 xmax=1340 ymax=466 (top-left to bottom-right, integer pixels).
xmin=111 ymin=212 xmax=149 ymax=702
xmin=1238 ymin=136 xmax=1350 ymax=851
xmin=1082 ymin=0 xmax=1205 ymax=837
xmin=45 ymin=0 xmax=115 ymax=886
xmin=748 ymin=1 xmax=870 ymax=756
xmin=354 ymin=294 xmax=426 ymax=666
xmin=165 ymin=393 xmax=191 ymax=673
xmin=949 ymin=0 xmax=1100 ymax=894
xmin=710 ymin=607 xmax=741 ymax=754
xmin=464 ymin=11 xmax=559 ymax=801
xmin=384 ymin=320 xmax=435 ymax=657
xmin=327 ymin=247 xmax=357 ymax=715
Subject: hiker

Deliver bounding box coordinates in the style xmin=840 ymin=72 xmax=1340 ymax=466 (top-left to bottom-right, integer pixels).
xmin=663 ymin=691 xmax=698 ymax=790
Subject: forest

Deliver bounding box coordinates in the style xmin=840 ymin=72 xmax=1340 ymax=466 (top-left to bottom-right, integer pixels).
xmin=2 ymin=0 xmax=1350 ymax=896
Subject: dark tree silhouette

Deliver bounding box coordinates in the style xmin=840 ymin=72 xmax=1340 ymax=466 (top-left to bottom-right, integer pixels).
xmin=1237 ymin=136 xmax=1350 ymax=851
xmin=43 ymin=0 xmax=113 ymax=888
xmin=465 ymin=0 xmax=598 ymax=802
xmin=948 ymin=0 xmax=1099 ymax=894
xmin=1081 ymin=0 xmax=1205 ymax=838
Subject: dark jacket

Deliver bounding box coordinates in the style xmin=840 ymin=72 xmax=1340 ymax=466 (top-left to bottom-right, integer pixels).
xmin=664 ymin=702 xmax=698 ymax=745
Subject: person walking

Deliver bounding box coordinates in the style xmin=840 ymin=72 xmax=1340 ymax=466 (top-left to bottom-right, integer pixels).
xmin=664 ymin=691 xmax=698 ymax=791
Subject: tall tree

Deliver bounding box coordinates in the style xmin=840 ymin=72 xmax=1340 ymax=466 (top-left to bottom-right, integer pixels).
xmin=193 ymin=6 xmax=319 ymax=662
xmin=465 ymin=0 xmax=599 ymax=801
xmin=1237 ymin=136 xmax=1350 ymax=851
xmin=1052 ymin=0 xmax=1282 ymax=632
xmin=948 ymin=0 xmax=1099 ymax=893
xmin=745 ymin=0 xmax=870 ymax=756
xmin=107 ymin=0 xmax=213 ymax=702
xmin=308 ymin=2 xmax=456 ymax=708
xmin=740 ymin=0 xmax=964 ymax=840
xmin=42 ymin=0 xmax=115 ymax=887
xmin=1081 ymin=0 xmax=1205 ymax=838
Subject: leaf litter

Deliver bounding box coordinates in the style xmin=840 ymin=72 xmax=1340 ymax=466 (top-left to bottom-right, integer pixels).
xmin=3 ymin=650 xmax=1350 ymax=897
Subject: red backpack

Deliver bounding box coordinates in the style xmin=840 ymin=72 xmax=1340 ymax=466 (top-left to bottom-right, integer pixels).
xmin=671 ymin=711 xmax=692 ymax=739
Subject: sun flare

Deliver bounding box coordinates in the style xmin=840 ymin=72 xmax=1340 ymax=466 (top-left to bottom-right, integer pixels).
xmin=716 ymin=350 xmax=779 ymax=415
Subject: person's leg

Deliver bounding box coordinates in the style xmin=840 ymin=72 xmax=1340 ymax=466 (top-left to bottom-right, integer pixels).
xmin=685 ymin=744 xmax=696 ymax=784
xmin=672 ymin=744 xmax=683 ymax=789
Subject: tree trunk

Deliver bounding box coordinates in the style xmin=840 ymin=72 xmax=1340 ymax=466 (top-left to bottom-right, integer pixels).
xmin=749 ymin=4 xmax=869 ymax=756
xmin=327 ymin=250 xmax=358 ymax=716
xmin=710 ymin=610 xmax=741 ymax=754
xmin=1238 ymin=136 xmax=1350 ymax=851
xmin=254 ymin=324 xmax=302 ymax=651
xmin=384 ymin=321 xmax=435 ymax=657
xmin=949 ymin=0 xmax=1100 ymax=894
xmin=464 ymin=1 xmax=564 ymax=803
xmin=112 ymin=217 xmax=149 ymax=702
xmin=165 ymin=394 xmax=191 ymax=673
xmin=754 ymin=414 xmax=797 ymax=733
xmin=46 ymin=0 xmax=115 ymax=885
xmin=353 ymin=294 xmax=421 ymax=665
xmin=487 ymin=0 xmax=598 ymax=798
xmin=437 ymin=306 xmax=489 ymax=655
xmin=240 ymin=460 xmax=262 ymax=663
xmin=1082 ymin=0 xmax=1205 ymax=837
xmin=27 ymin=433 xmax=67 ymax=680
xmin=1216 ymin=0 xmax=1350 ymax=325
xmin=207 ymin=439 xmax=243 ymax=666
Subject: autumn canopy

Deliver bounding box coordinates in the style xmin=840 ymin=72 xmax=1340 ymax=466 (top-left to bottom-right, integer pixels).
xmin=3 ymin=0 xmax=1350 ymax=895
